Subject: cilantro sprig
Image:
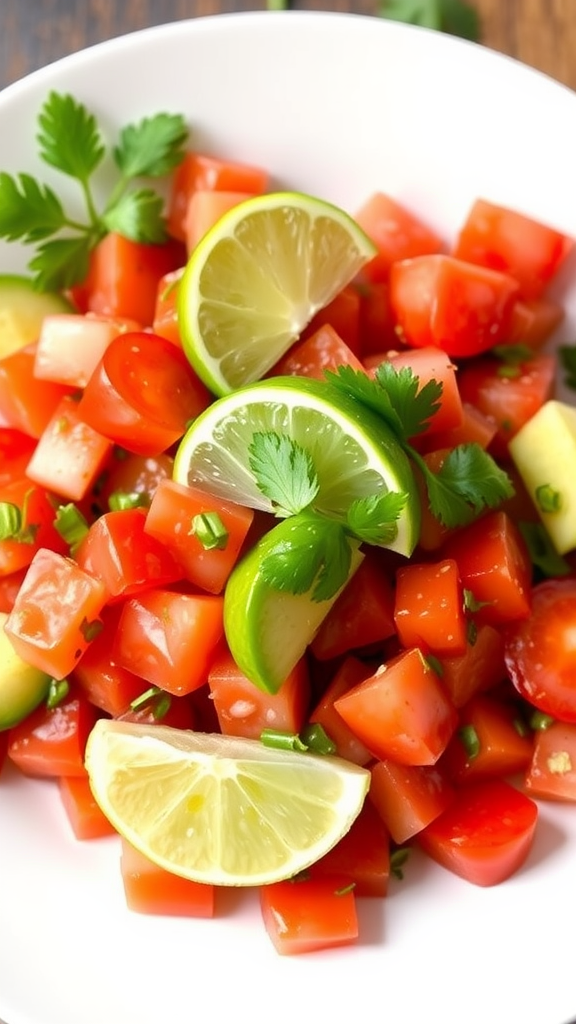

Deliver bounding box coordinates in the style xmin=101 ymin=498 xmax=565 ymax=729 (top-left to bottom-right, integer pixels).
xmin=325 ymin=364 xmax=514 ymax=529
xmin=0 ymin=92 xmax=188 ymax=291
xmin=378 ymin=0 xmax=480 ymax=40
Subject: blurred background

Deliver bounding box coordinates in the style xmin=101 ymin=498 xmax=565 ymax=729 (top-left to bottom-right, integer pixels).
xmin=1 ymin=0 xmax=575 ymax=92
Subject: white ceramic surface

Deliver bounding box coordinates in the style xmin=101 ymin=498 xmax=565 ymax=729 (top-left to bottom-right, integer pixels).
xmin=1 ymin=12 xmax=576 ymax=1024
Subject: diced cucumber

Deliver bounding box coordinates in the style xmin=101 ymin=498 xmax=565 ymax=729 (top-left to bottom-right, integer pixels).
xmin=0 ymin=612 xmax=51 ymax=731
xmin=0 ymin=274 xmax=73 ymax=358
xmin=509 ymin=399 xmax=576 ymax=555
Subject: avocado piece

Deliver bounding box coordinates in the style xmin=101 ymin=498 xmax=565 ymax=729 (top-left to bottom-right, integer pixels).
xmin=0 ymin=612 xmax=52 ymax=731
xmin=509 ymin=399 xmax=576 ymax=555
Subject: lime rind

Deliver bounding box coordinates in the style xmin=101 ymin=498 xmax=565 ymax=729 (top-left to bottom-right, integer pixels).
xmin=174 ymin=376 xmax=420 ymax=557
xmin=177 ymin=191 xmax=377 ymax=395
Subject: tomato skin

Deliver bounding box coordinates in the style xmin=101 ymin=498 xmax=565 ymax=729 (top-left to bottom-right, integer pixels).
xmin=208 ymin=645 xmax=309 ymax=740
xmin=504 ymin=578 xmax=576 ymax=723
xmin=389 ymin=254 xmax=520 ymax=358
xmin=453 ymin=198 xmax=573 ymax=301
xmin=417 ymin=779 xmax=538 ymax=886
xmin=4 ymin=549 xmax=107 ymax=680
xmin=369 ymin=759 xmax=455 ymax=844
xmin=58 ymin=774 xmax=117 ymax=839
xmin=354 ymin=191 xmax=443 ymax=284
xmin=310 ymin=552 xmax=396 ymax=661
xmin=309 ymin=800 xmax=391 ymax=897
xmin=7 ymin=690 xmax=98 ymax=777
xmin=393 ymin=557 xmax=467 ymax=656
xmin=524 ymin=721 xmax=576 ymax=801
xmin=120 ymin=837 xmax=215 ymax=917
xmin=259 ymin=877 xmax=358 ymax=955
xmin=78 ymin=331 xmax=212 ymax=456
xmin=334 ymin=647 xmax=458 ymax=766
xmin=270 ymin=324 xmax=364 ymax=380
xmin=0 ymin=345 xmax=73 ymax=439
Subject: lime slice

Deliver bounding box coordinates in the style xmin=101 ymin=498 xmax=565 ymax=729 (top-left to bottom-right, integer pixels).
xmin=177 ymin=191 xmax=377 ymax=395
xmin=224 ymin=513 xmax=365 ymax=693
xmin=174 ymin=375 xmax=421 ymax=558
xmin=85 ymin=719 xmax=370 ymax=886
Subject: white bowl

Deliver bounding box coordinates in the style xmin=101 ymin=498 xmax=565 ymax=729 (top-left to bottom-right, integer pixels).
xmin=1 ymin=12 xmax=576 ymax=1024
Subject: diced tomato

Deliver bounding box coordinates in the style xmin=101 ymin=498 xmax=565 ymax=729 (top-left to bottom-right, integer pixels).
xmin=310 ymin=552 xmax=396 ymax=661
xmin=394 ymin=557 xmax=468 ymax=656
xmin=301 ymin=285 xmax=362 ymax=355
xmin=418 ymin=402 xmax=497 ymax=455
xmin=113 ymin=588 xmax=224 ymax=696
xmin=457 ymin=351 xmax=556 ymax=458
xmin=503 ymin=578 xmax=576 ymax=723
xmin=71 ymin=603 xmax=151 ymax=716
xmin=0 ymin=478 xmax=68 ymax=577
xmin=97 ymin=451 xmax=174 ymax=512
xmin=167 ymin=151 xmax=268 ymax=242
xmin=34 ymin=313 xmax=142 ymax=388
xmin=440 ymin=694 xmax=533 ymax=784
xmin=524 ymin=721 xmax=576 ymax=801
xmin=369 ymin=758 xmax=455 ymax=844
xmin=441 ymin=510 xmax=532 ymax=626
xmin=75 ymin=507 xmax=183 ymax=602
xmin=76 ymin=232 xmax=186 ymax=326
xmin=308 ymin=657 xmax=373 ymax=766
xmin=354 ymin=192 xmax=443 ymax=284
xmin=417 ymin=779 xmax=538 ymax=886
xmin=389 ymin=254 xmax=520 ymax=358
xmin=384 ymin=346 xmax=464 ymax=436
xmin=259 ymin=877 xmax=358 ymax=955
xmin=58 ymin=774 xmax=118 ymax=839
xmin=507 ymin=297 xmax=564 ymax=350
xmin=184 ymin=189 xmax=254 ymax=253
xmin=439 ymin=622 xmax=506 ymax=708
xmin=25 ymin=393 xmax=113 ymax=502
xmin=310 ymin=800 xmax=390 ymax=897
xmin=151 ymin=269 xmax=185 ymax=346
xmin=5 ymin=548 xmax=107 ymax=679
xmin=120 ymin=837 xmax=215 ymax=917
xmin=453 ymin=198 xmax=573 ymax=301
xmin=0 ymin=345 xmax=73 ymax=438
xmin=144 ymin=479 xmax=254 ymax=594
xmin=334 ymin=647 xmax=458 ymax=766
xmin=0 ymin=428 xmax=37 ymax=486
xmin=78 ymin=331 xmax=212 ymax=456
xmin=270 ymin=324 xmax=365 ymax=380
xmin=413 ymin=448 xmax=457 ymax=554
xmin=207 ymin=645 xmax=309 ymax=739
xmin=7 ymin=690 xmax=98 ymax=777
xmin=0 ymin=567 xmax=27 ymax=612
xmin=358 ymin=281 xmax=398 ymax=357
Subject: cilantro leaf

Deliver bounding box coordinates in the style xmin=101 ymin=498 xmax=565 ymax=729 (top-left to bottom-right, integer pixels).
xmin=379 ymin=0 xmax=479 ymax=40
xmin=102 ymin=188 xmax=167 ymax=243
xmin=28 ymin=236 xmax=92 ymax=292
xmin=0 ymin=172 xmax=66 ymax=242
xmin=259 ymin=513 xmax=353 ymax=602
xmin=346 ymin=491 xmax=408 ymax=546
xmin=113 ymin=113 xmax=188 ymax=179
xmin=324 ymin=365 xmax=406 ymax=437
xmin=249 ymin=432 xmax=319 ymax=516
xmin=415 ymin=443 xmax=515 ymax=528
xmin=375 ymin=362 xmax=443 ymax=438
xmin=37 ymin=92 xmax=105 ymax=183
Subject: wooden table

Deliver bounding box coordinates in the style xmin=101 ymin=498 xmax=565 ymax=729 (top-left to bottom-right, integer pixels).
xmin=1 ymin=0 xmax=576 ymax=93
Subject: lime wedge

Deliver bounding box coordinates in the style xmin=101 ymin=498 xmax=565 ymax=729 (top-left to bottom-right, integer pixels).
xmin=173 ymin=375 xmax=421 ymax=558
xmin=85 ymin=719 xmax=370 ymax=887
xmin=177 ymin=191 xmax=377 ymax=395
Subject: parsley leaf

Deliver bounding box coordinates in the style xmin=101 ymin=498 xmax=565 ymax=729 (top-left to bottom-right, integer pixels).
xmin=113 ymin=113 xmax=188 ymax=179
xmin=0 ymin=92 xmax=188 ymax=291
xmin=346 ymin=491 xmax=408 ymax=546
xmin=379 ymin=0 xmax=480 ymax=40
xmin=259 ymin=512 xmax=353 ymax=602
xmin=413 ymin=443 xmax=515 ymax=528
xmin=249 ymin=432 xmax=319 ymax=516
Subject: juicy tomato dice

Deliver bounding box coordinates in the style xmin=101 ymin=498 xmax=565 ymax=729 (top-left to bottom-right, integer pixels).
xmin=120 ymin=836 xmax=215 ymax=917
xmin=34 ymin=313 xmax=142 ymax=388
xmin=440 ymin=694 xmax=534 ymax=784
xmin=77 ymin=331 xmax=212 ymax=456
xmin=417 ymin=779 xmax=538 ymax=886
xmin=310 ymin=800 xmax=391 ymax=897
xmin=393 ymin=557 xmax=468 ymax=656
xmin=310 ymin=551 xmax=396 ymax=661
xmin=369 ymin=759 xmax=455 ymax=844
xmin=453 ymin=198 xmax=573 ymax=301
xmin=270 ymin=324 xmax=365 ymax=380
xmin=259 ymin=877 xmax=358 ymax=955
xmin=389 ymin=254 xmax=520 ymax=358
xmin=504 ymin=578 xmax=576 ymax=723
xmin=0 ymin=478 xmax=68 ymax=577
xmin=7 ymin=690 xmax=98 ymax=777
xmin=25 ymin=393 xmax=113 ymax=502
xmin=167 ymin=151 xmax=268 ymax=242
xmin=308 ymin=657 xmax=373 ymax=767
xmin=207 ymin=645 xmax=309 ymax=739
xmin=58 ymin=774 xmax=118 ymax=839
xmin=354 ymin=192 xmax=443 ymax=284
xmin=0 ymin=345 xmax=73 ymax=438
xmin=524 ymin=721 xmax=576 ymax=801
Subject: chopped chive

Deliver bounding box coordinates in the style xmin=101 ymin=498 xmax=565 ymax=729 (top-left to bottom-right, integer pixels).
xmin=529 ymin=710 xmax=555 ymax=731
xmin=496 ymin=365 xmax=521 ymax=379
xmin=79 ymin=617 xmax=103 ymax=643
xmin=466 ymin=619 xmax=478 ymax=646
xmin=260 ymin=728 xmax=308 ymax=752
xmin=334 ymin=882 xmax=356 ymax=896
xmin=191 ymin=511 xmax=229 ymax=550
xmin=425 ymin=654 xmax=444 ymax=678
xmin=390 ymin=848 xmax=409 ymax=880
xmin=513 ymin=716 xmax=530 ymax=738
xmin=0 ymin=502 xmax=23 ymax=540
xmin=130 ymin=686 xmax=164 ymax=710
xmin=458 ymin=723 xmax=480 ymax=759
xmin=108 ymin=489 xmax=150 ymax=512
xmin=463 ymin=588 xmax=490 ymax=614
xmin=299 ymin=723 xmax=337 ymax=755
xmin=535 ymin=483 xmax=562 ymax=514
xmin=46 ymin=678 xmax=70 ymax=709
xmin=54 ymin=503 xmax=90 ymax=548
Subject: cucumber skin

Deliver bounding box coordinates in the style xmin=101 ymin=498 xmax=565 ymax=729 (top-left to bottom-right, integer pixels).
xmin=0 ymin=613 xmax=51 ymax=731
